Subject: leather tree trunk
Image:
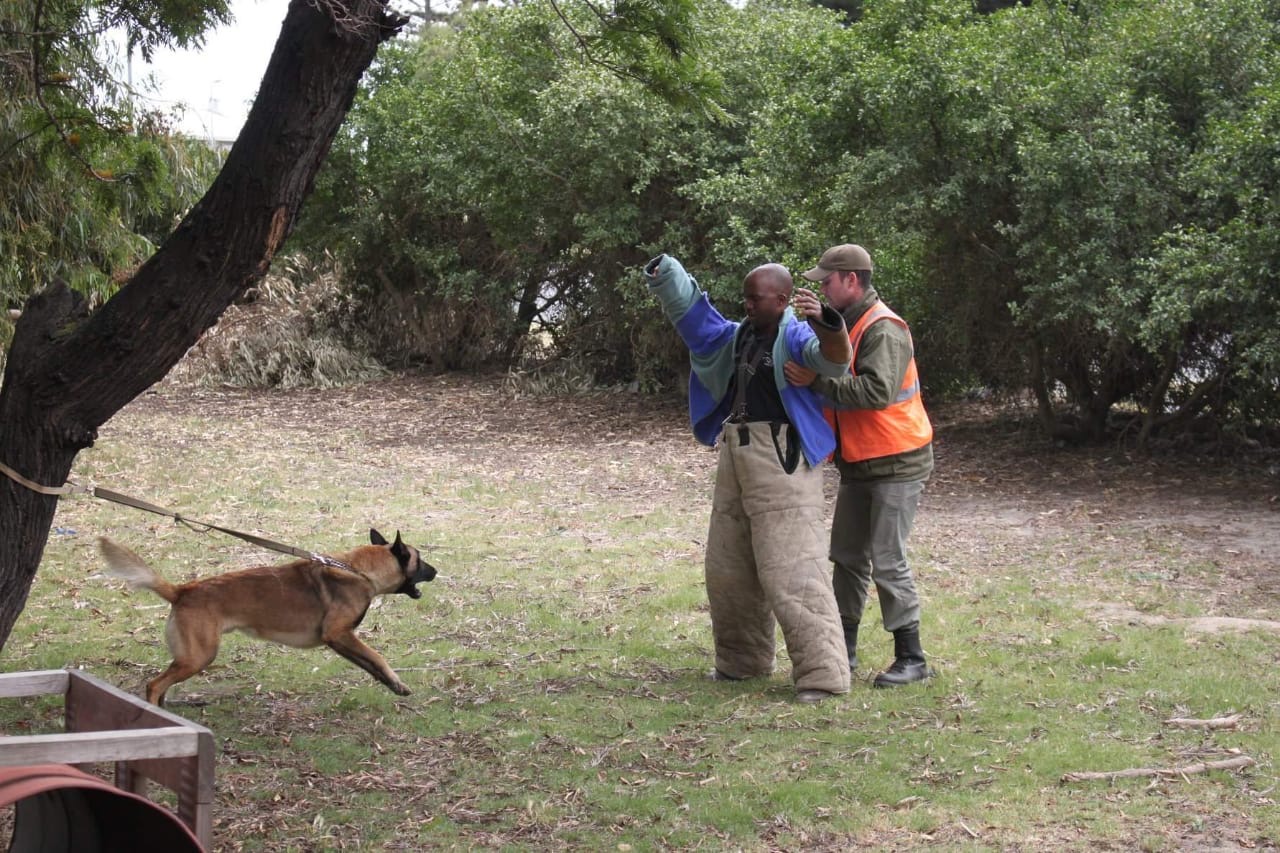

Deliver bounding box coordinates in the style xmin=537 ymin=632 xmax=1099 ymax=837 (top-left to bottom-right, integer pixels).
xmin=0 ymin=0 xmax=405 ymax=651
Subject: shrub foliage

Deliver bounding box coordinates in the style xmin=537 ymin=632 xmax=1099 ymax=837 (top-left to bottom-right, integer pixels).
xmin=295 ymin=0 xmax=1280 ymax=447
xmin=4 ymin=0 xmax=1277 ymax=445
xmin=170 ymin=254 xmax=388 ymax=389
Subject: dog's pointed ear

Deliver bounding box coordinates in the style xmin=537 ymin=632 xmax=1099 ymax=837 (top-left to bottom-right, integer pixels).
xmin=370 ymin=529 xmax=388 ymax=546
xmin=390 ymin=531 xmax=409 ymax=561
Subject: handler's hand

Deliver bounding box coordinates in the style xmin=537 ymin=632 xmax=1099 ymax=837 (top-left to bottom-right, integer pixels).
xmin=784 ymin=361 xmax=818 ymax=388
xmin=791 ymin=288 xmax=821 ymax=322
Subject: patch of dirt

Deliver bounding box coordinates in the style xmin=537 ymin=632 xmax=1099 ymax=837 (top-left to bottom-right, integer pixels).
xmin=1091 ymin=603 xmax=1280 ymax=635
xmin=921 ymin=399 xmax=1280 ymax=619
xmin=135 ymin=373 xmax=1280 ymax=619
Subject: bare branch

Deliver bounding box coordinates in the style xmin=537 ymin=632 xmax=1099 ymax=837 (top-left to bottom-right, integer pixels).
xmin=1163 ymin=714 xmax=1242 ymax=730
xmin=545 ymin=0 xmax=653 ymax=87
xmin=1062 ymin=755 xmax=1255 ymax=783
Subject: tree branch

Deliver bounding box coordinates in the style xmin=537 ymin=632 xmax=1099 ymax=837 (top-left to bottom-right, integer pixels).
xmin=1163 ymin=714 xmax=1242 ymax=730
xmin=1061 ymin=755 xmax=1254 ymax=783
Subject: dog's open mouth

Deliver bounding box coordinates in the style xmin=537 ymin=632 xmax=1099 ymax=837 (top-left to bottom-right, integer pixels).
xmin=398 ymin=581 xmax=423 ymax=599
xmin=395 ymin=576 xmax=429 ymax=598
xmin=397 ymin=564 xmax=436 ymax=599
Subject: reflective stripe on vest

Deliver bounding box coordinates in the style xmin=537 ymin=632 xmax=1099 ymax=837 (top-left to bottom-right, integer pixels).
xmin=825 ymin=301 xmax=933 ymax=463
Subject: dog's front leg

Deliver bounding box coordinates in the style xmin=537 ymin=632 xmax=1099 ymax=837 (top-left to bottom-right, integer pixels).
xmin=324 ymin=629 xmax=412 ymax=696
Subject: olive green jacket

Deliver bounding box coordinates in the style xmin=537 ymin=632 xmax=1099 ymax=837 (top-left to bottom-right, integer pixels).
xmin=810 ymin=287 xmax=934 ymax=483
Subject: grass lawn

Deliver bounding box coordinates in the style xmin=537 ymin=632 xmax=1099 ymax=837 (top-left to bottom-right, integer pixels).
xmin=2 ymin=374 xmax=1276 ymax=851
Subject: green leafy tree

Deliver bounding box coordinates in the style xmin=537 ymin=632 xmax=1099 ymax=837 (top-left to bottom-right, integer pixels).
xmin=303 ymin=0 xmax=1279 ymax=448
xmin=997 ymin=0 xmax=1280 ymax=442
xmin=692 ymin=0 xmax=1026 ymax=396
xmin=299 ymin=0 xmax=835 ymax=387
xmin=1136 ymin=62 xmax=1280 ymax=443
xmin=0 ymin=0 xmax=227 ymax=310
xmin=0 ymin=0 xmax=718 ymax=652
xmin=741 ymin=0 xmax=1280 ymax=446
xmin=0 ymin=0 xmax=409 ymax=652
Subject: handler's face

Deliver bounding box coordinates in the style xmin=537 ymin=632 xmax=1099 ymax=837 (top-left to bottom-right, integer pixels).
xmin=742 ymin=275 xmax=788 ymax=330
xmin=821 ymin=270 xmax=859 ymax=311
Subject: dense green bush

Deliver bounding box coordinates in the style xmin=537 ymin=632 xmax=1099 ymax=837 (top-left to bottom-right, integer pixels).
xmin=741 ymin=0 xmax=1280 ymax=445
xmin=296 ymin=1 xmax=838 ymax=389
xmin=8 ymin=0 xmax=1276 ymax=444
xmin=299 ymin=0 xmax=1280 ymax=446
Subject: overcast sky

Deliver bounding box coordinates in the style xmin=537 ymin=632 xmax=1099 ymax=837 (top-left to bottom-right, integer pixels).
xmin=126 ymin=0 xmax=284 ymax=141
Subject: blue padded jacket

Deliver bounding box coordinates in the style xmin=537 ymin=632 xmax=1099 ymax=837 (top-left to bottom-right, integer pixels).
xmin=644 ymin=254 xmax=849 ymax=467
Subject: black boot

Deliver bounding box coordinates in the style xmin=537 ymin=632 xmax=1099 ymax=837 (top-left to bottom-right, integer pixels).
xmin=841 ymin=617 xmax=859 ymax=672
xmin=873 ymin=624 xmax=932 ymax=688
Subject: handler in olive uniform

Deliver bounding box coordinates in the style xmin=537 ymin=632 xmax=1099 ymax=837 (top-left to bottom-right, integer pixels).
xmin=785 ymin=244 xmax=936 ymax=688
xmin=645 ymin=253 xmax=852 ymax=703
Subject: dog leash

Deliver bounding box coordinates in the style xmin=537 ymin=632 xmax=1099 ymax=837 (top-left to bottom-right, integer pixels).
xmin=0 ymin=458 xmax=356 ymax=572
xmin=0 ymin=459 xmax=94 ymax=497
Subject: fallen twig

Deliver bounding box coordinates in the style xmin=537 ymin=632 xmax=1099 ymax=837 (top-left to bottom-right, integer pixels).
xmin=1163 ymin=714 xmax=1242 ymax=730
xmin=1062 ymin=755 xmax=1254 ymax=783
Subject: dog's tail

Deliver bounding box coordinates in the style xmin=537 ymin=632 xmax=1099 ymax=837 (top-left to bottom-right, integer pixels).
xmin=98 ymin=537 xmax=179 ymax=603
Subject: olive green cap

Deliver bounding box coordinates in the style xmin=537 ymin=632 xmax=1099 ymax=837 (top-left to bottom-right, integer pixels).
xmin=801 ymin=244 xmax=873 ymax=281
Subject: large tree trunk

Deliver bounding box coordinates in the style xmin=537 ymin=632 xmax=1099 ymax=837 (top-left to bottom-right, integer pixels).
xmin=0 ymin=0 xmax=405 ymax=652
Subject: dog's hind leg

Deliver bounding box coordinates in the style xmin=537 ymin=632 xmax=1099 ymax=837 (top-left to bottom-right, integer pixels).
xmin=147 ymin=659 xmax=211 ymax=707
xmin=323 ymin=628 xmax=411 ymax=696
xmin=147 ymin=612 xmax=221 ymax=706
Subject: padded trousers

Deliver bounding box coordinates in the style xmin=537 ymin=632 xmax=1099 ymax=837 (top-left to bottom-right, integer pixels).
xmin=704 ymin=422 xmax=850 ymax=695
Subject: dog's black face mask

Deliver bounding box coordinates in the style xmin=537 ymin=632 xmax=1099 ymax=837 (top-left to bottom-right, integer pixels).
xmin=396 ymin=547 xmax=437 ymax=599
xmin=371 ymin=528 xmax=437 ymax=598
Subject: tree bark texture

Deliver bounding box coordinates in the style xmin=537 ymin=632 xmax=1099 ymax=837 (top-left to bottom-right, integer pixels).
xmin=0 ymin=0 xmax=405 ymax=652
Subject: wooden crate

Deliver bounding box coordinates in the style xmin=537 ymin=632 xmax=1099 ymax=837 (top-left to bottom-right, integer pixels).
xmin=0 ymin=669 xmax=214 ymax=848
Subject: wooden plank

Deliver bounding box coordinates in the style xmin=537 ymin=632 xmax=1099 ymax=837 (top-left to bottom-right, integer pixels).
xmin=66 ymin=671 xmax=201 ymax=732
xmin=0 ymin=727 xmax=199 ymax=767
xmin=64 ymin=670 xmax=217 ymax=849
xmin=66 ymin=672 xmax=216 ymax=800
xmin=0 ymin=670 xmax=69 ymax=698
xmin=1 ymin=669 xmax=217 ymax=850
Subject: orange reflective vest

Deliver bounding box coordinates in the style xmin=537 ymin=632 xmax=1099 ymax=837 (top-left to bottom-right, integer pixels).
xmin=825 ymin=302 xmax=933 ymax=463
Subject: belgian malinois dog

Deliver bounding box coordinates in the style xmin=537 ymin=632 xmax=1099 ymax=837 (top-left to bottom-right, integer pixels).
xmin=98 ymin=529 xmax=437 ymax=706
